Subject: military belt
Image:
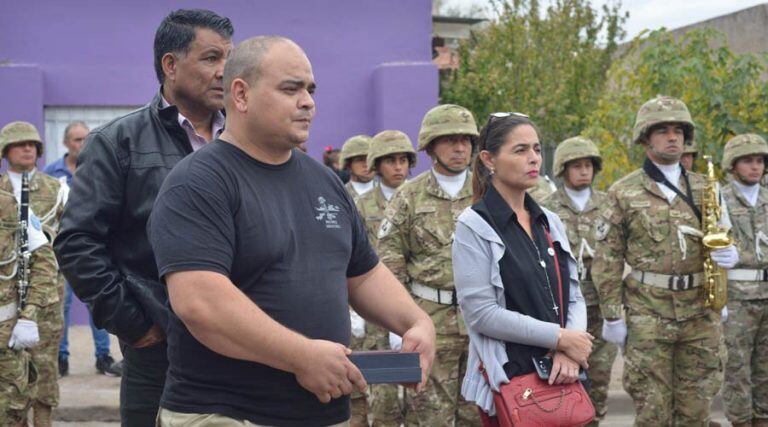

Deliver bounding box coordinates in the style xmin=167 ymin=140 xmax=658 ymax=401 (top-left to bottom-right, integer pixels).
xmin=411 ymin=282 xmax=457 ymax=306
xmin=629 ymin=270 xmax=702 ymax=291
xmin=727 ymin=268 xmax=768 ymax=282
xmin=0 ymin=302 xmax=17 ymax=322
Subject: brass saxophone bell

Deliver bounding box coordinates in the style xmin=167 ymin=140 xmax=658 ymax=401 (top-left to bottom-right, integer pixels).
xmin=702 ymin=232 xmax=732 ymax=249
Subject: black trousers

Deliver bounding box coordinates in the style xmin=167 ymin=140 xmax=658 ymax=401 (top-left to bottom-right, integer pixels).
xmin=119 ymin=341 xmax=168 ymax=427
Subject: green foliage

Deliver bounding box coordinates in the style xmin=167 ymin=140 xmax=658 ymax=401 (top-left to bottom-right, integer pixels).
xmin=441 ymin=0 xmax=627 ymax=164
xmin=584 ymin=28 xmax=768 ymax=188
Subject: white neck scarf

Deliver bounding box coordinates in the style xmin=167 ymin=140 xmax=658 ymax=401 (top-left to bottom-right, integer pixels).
xmin=432 ymin=168 xmax=467 ymax=198
xmin=351 ymin=180 xmax=375 ymax=196
xmin=564 ymin=186 xmax=591 ymax=212
xmin=731 ymin=179 xmax=760 ymax=207
xmin=652 ymin=161 xmax=681 ymax=203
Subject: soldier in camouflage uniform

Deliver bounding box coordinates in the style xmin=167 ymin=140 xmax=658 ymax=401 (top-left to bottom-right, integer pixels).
xmin=353 ymin=130 xmax=417 ymax=426
xmin=592 ymin=96 xmax=739 ymax=426
xmin=681 ymin=143 xmax=698 ymax=172
xmin=719 ymin=134 xmax=768 ymax=427
xmin=527 ymin=174 xmax=557 ymax=202
xmin=541 ymin=136 xmax=617 ymax=425
xmin=378 ymin=104 xmax=479 ymax=426
xmin=341 ymin=133 xmax=377 ymax=426
xmin=1 ymin=122 xmax=66 ymax=427
xmin=341 ymin=135 xmax=376 ymax=199
xmin=0 ymin=125 xmax=60 ymax=426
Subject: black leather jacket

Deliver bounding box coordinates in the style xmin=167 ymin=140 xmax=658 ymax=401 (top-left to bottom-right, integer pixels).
xmin=54 ymin=91 xmax=195 ymax=344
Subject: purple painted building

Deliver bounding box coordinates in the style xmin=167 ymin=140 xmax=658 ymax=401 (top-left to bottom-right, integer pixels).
xmin=0 ymin=0 xmax=438 ymax=325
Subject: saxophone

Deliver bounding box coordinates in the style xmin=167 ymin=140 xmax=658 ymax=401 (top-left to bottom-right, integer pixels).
xmin=701 ymin=155 xmax=731 ymax=311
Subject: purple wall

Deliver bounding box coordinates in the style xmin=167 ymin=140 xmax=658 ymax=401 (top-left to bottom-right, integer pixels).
xmin=0 ymin=0 xmax=438 ymax=325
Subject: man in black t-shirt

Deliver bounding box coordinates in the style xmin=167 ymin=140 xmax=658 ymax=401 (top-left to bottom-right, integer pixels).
xmin=148 ymin=36 xmax=436 ymax=426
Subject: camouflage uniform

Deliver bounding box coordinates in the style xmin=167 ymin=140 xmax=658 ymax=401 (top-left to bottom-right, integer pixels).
xmin=377 ymin=105 xmax=478 ymax=426
xmin=592 ymin=97 xmax=724 ymax=426
xmin=528 ymin=174 xmax=557 ymax=202
xmin=341 ymin=135 xmax=375 ymax=426
xmin=719 ymin=134 xmax=768 ymax=426
xmin=341 ymin=135 xmax=374 ymax=199
xmin=351 ymin=130 xmax=417 ymax=426
xmin=0 ymin=186 xmax=59 ymax=426
xmin=541 ymin=136 xmax=617 ymax=424
xmin=1 ymin=122 xmax=66 ymax=426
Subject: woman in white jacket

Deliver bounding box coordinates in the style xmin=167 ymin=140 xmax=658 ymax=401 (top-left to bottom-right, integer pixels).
xmin=452 ymin=113 xmax=593 ymax=423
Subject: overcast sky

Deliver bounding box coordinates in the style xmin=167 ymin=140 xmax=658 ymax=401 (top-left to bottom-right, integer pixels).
xmin=447 ymin=0 xmax=766 ymax=41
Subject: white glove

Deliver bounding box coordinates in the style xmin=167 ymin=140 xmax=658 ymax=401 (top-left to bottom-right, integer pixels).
xmin=388 ymin=332 xmax=402 ymax=351
xmin=350 ymin=309 xmax=365 ymax=339
xmin=8 ymin=319 xmax=39 ymax=350
xmin=710 ymin=245 xmax=739 ymax=269
xmin=602 ymin=319 xmax=627 ymax=347
xmin=721 ymin=306 xmax=728 ymax=323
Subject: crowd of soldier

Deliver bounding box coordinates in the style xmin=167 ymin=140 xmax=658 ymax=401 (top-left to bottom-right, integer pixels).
xmin=340 ymin=97 xmax=768 ymax=427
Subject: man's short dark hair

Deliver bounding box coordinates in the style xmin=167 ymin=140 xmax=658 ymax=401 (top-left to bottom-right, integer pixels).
xmin=153 ymin=9 xmax=234 ymax=84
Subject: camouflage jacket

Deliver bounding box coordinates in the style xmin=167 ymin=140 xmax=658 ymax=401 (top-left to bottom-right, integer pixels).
xmin=344 ymin=181 xmax=360 ymax=199
xmin=592 ymin=168 xmax=711 ymax=320
xmin=721 ymin=181 xmax=768 ymax=300
xmin=541 ymin=187 xmax=609 ymax=306
xmin=378 ymin=169 xmax=472 ymax=336
xmin=528 ymin=175 xmax=557 ymax=203
xmin=0 ymin=171 xmax=65 ymax=240
xmin=0 ymin=189 xmax=60 ymax=347
xmin=354 ymin=186 xmax=388 ymax=249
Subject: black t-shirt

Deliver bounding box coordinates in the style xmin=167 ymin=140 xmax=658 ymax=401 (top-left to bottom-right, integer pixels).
xmin=473 ymin=185 xmax=570 ymax=377
xmin=148 ymin=140 xmax=379 ymax=426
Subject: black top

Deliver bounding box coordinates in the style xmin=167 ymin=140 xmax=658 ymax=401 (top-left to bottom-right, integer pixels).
xmin=148 ymin=141 xmax=379 ymax=426
xmin=54 ymin=90 xmax=195 ymax=343
xmin=472 ymin=185 xmax=570 ymax=377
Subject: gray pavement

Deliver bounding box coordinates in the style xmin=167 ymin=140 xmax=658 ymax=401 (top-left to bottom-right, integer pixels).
xmin=53 ymin=325 xmax=732 ymax=426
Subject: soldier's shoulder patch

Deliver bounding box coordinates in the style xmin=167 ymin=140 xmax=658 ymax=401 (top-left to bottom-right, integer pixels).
xmin=594 ymin=219 xmax=610 ymax=241
xmin=377 ymin=218 xmax=393 ymax=240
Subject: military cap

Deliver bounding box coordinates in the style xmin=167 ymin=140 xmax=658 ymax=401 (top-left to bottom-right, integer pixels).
xmin=367 ymin=130 xmax=417 ymax=171
xmin=632 ymin=96 xmax=695 ymax=145
xmin=553 ymin=136 xmax=602 ymax=178
xmin=721 ymin=133 xmax=768 ymax=171
xmin=339 ymin=135 xmax=372 ymax=169
xmin=417 ymin=104 xmax=479 ymax=151
xmin=0 ymin=121 xmax=44 ymax=158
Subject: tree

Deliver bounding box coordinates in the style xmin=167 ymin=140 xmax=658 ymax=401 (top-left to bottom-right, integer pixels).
xmin=433 ymin=0 xmax=487 ymax=18
xmin=441 ymin=0 xmax=626 ymax=172
xmin=584 ymin=28 xmax=768 ymax=187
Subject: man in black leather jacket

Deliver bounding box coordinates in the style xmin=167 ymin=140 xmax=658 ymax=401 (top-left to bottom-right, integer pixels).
xmin=53 ymin=9 xmax=233 ymax=426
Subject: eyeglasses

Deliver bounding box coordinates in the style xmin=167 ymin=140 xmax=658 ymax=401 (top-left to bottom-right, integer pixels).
xmin=489 ymin=111 xmax=529 ymax=119
xmin=479 ymin=111 xmax=530 ymax=148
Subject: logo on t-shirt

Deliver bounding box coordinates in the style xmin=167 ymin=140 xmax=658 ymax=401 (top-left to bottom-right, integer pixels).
xmin=315 ymin=196 xmax=341 ymax=229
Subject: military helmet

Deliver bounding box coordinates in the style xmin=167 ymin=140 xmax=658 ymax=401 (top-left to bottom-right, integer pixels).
xmin=632 ymin=96 xmax=695 ymax=145
xmin=417 ymin=104 xmax=479 ymax=151
xmin=552 ymin=136 xmax=602 ymax=177
xmin=721 ymin=133 xmax=768 ymax=171
xmin=0 ymin=121 xmax=44 ymax=158
xmin=683 ymin=144 xmax=698 ymax=155
xmin=339 ymin=135 xmax=372 ymax=169
xmin=367 ymin=130 xmax=417 ymax=171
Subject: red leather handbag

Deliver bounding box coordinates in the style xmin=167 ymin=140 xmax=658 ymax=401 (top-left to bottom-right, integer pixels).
xmin=480 ymin=225 xmax=595 ymax=427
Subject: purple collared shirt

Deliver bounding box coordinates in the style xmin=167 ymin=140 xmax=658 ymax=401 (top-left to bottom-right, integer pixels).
xmin=161 ymin=96 xmax=225 ymax=151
